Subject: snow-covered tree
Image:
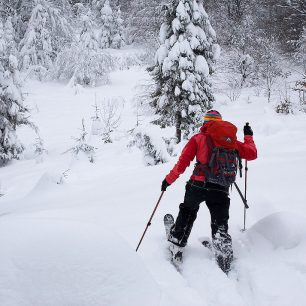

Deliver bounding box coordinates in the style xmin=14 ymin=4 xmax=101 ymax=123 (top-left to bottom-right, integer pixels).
xmin=111 ymin=8 xmax=125 ymax=49
xmin=0 ymin=21 xmax=5 ymax=55
xmin=149 ymin=0 xmax=219 ymax=142
xmin=100 ymin=99 xmax=121 ymax=143
xmin=127 ymin=0 xmax=168 ymax=45
xmin=257 ymin=37 xmax=283 ymax=103
xmin=92 ymin=0 xmax=105 ymax=13
xmin=54 ymin=15 xmax=114 ymax=86
xmin=99 ymin=0 xmax=115 ymax=48
xmin=4 ymin=17 xmax=18 ymax=56
xmin=0 ymin=35 xmax=34 ymax=165
xmin=19 ymin=0 xmax=72 ymax=77
xmin=65 ymin=119 xmax=95 ymax=163
xmin=19 ymin=0 xmax=53 ymax=76
xmin=297 ymin=26 xmax=306 ymax=72
xmin=128 ymin=125 xmax=170 ymax=166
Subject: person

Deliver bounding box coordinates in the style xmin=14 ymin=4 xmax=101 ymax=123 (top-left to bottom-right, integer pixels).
xmin=161 ymin=110 xmax=257 ymax=273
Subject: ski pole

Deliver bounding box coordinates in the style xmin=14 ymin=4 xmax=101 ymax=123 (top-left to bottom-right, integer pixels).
xmin=243 ymin=160 xmax=248 ymax=231
xmin=136 ymin=191 xmax=165 ymax=252
xmin=233 ymin=182 xmax=249 ymax=209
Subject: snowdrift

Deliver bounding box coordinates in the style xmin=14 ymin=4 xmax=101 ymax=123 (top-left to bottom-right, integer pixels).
xmin=247 ymin=211 xmax=306 ymax=249
xmin=0 ymin=217 xmax=161 ymax=306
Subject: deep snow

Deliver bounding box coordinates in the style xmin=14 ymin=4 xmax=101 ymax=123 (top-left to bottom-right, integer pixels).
xmin=0 ymin=65 xmax=306 ymax=306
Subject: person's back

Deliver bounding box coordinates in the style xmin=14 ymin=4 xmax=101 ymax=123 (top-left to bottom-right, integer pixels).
xmin=161 ymin=110 xmax=257 ymax=274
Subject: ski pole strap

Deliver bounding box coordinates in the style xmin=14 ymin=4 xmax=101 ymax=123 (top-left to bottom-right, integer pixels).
xmin=234 ymin=182 xmax=249 ymax=209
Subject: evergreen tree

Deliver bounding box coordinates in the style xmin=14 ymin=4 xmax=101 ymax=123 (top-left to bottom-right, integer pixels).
xmin=297 ymin=26 xmax=306 ymax=72
xmin=19 ymin=0 xmax=53 ymax=75
xmin=54 ymin=15 xmax=113 ymax=86
xmin=149 ymin=0 xmax=219 ymax=142
xmin=111 ymin=8 xmax=125 ymax=49
xmin=92 ymin=0 xmax=105 ymax=19
xmin=127 ymin=0 xmax=168 ymax=45
xmin=0 ymin=22 xmax=5 ymax=55
xmin=4 ymin=17 xmax=18 ymax=56
xmin=99 ymin=0 xmax=114 ymax=48
xmin=19 ymin=0 xmax=72 ymax=76
xmin=79 ymin=15 xmax=99 ymax=51
xmin=0 ymin=24 xmax=34 ymax=165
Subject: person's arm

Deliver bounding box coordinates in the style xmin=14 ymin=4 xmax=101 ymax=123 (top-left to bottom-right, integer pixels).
xmin=237 ymin=124 xmax=257 ymax=160
xmin=165 ymin=136 xmax=197 ymax=185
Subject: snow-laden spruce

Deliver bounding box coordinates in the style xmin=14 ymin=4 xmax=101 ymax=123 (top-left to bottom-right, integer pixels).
xmin=127 ymin=0 xmax=167 ymax=44
xmin=54 ymin=15 xmax=114 ymax=87
xmin=111 ymin=8 xmax=125 ymax=49
xmin=99 ymin=0 xmax=114 ymax=48
xmin=0 ymin=21 xmax=35 ymax=165
xmin=150 ymin=0 xmax=219 ymax=142
xmin=19 ymin=0 xmax=72 ymax=79
xmin=128 ymin=125 xmax=170 ymax=166
xmin=4 ymin=17 xmax=18 ymax=56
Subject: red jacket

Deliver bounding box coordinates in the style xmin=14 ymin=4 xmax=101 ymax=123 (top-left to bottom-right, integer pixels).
xmin=166 ymin=124 xmax=257 ymax=185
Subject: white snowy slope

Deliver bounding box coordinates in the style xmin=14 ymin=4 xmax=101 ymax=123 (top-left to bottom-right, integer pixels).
xmin=0 ymin=65 xmax=306 ymax=306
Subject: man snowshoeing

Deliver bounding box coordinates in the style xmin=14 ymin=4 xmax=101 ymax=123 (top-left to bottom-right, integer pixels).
xmin=161 ymin=110 xmax=257 ymax=273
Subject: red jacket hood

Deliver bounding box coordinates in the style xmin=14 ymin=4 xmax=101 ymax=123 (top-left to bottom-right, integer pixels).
xmin=200 ymin=122 xmax=213 ymax=134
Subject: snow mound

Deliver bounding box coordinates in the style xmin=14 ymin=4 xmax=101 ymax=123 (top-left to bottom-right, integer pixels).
xmin=0 ymin=218 xmax=161 ymax=306
xmin=247 ymin=212 xmax=306 ymax=249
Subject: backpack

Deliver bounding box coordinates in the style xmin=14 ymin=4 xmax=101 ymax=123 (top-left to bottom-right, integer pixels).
xmin=196 ymin=121 xmax=242 ymax=187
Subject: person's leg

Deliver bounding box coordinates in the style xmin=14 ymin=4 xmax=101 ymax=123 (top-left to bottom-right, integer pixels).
xmin=168 ymin=182 xmax=206 ymax=247
xmin=205 ymin=190 xmax=233 ymax=273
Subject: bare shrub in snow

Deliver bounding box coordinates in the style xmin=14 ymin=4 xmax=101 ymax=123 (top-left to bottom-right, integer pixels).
xmin=56 ymin=169 xmax=70 ymax=185
xmin=128 ymin=126 xmax=170 ymax=166
xmin=133 ymin=80 xmax=155 ymax=126
xmin=163 ymin=136 xmax=178 ymax=157
xmin=275 ymin=97 xmax=293 ymax=115
xmin=34 ymin=137 xmax=48 ymax=163
xmin=91 ymin=102 xmax=102 ymax=136
xmin=65 ymin=119 xmax=95 ymax=163
xmin=100 ymin=99 xmax=121 ymax=143
xmin=256 ymin=37 xmax=283 ymax=103
xmin=296 ymin=27 xmax=306 ymax=72
xmin=275 ymin=76 xmax=294 ymax=114
xmin=275 ymin=98 xmax=293 ymax=115
xmin=239 ymin=54 xmax=255 ymax=87
xmin=224 ymin=76 xmax=242 ymax=102
xmin=294 ymin=75 xmax=306 ymax=112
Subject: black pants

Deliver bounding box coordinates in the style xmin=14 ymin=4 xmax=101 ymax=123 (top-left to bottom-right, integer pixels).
xmin=168 ymin=180 xmax=231 ymax=248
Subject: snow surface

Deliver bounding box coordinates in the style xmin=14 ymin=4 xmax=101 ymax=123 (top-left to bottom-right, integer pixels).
xmin=0 ymin=63 xmax=306 ymax=305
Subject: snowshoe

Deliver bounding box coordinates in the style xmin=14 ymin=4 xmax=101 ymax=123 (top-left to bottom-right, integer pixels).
xmin=212 ymin=232 xmax=234 ymax=275
xmin=200 ymin=236 xmax=233 ymax=275
xmin=169 ymin=243 xmax=183 ymax=266
xmin=164 ymin=214 xmax=183 ymax=270
xmin=164 ymin=214 xmax=174 ymax=238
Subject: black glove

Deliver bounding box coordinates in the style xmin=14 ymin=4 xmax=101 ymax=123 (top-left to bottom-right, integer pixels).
xmin=244 ymin=123 xmax=253 ymax=136
xmin=161 ymin=179 xmax=170 ymax=191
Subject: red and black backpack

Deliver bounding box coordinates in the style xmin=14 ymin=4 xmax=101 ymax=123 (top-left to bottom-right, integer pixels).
xmin=195 ymin=121 xmax=242 ymax=187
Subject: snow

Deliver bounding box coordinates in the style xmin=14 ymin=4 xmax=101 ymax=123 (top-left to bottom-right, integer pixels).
xmin=195 ymin=55 xmax=209 ymax=76
xmin=0 ymin=55 xmax=306 ymax=305
xmin=0 ymin=217 xmax=160 ymax=306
